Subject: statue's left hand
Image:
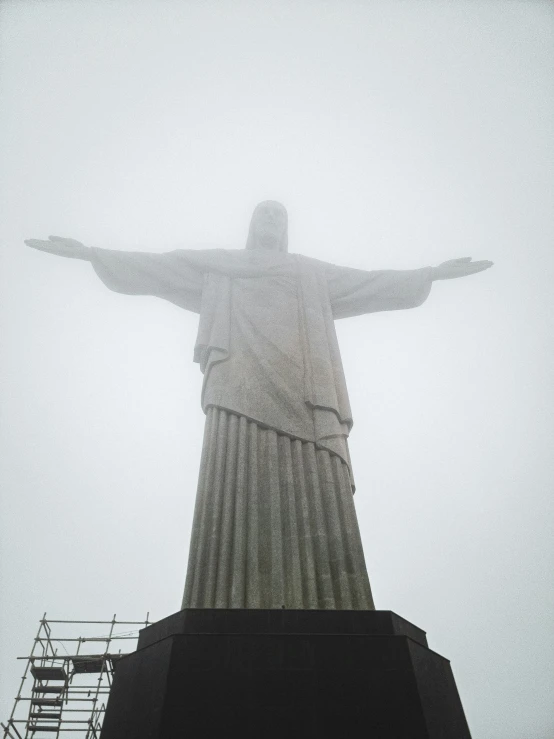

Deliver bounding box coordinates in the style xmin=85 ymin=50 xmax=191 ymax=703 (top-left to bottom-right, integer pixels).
xmin=431 ymin=257 xmax=493 ymax=281
xmin=25 ymin=236 xmax=91 ymax=261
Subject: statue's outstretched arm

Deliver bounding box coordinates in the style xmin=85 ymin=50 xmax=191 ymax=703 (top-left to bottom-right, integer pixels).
xmin=327 ymin=255 xmax=493 ymax=320
xmin=25 ymin=236 xmax=204 ymax=313
xmin=25 ymin=235 xmax=91 ymax=260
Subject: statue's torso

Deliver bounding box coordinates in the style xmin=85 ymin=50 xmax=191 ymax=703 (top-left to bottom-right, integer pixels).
xmin=203 ymin=268 xmax=315 ymax=440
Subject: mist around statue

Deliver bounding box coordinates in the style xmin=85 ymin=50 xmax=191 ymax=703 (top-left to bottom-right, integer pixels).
xmin=1 ymin=3 xmax=552 ymax=739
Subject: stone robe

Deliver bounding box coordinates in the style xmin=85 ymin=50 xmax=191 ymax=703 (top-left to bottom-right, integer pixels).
xmin=90 ymin=246 xmax=432 ymax=609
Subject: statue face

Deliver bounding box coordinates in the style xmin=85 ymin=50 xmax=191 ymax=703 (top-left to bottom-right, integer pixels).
xmin=252 ymin=201 xmax=287 ymax=250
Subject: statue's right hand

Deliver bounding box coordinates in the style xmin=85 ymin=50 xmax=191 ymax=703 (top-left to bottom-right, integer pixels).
xmin=24 ymin=235 xmax=91 ymax=261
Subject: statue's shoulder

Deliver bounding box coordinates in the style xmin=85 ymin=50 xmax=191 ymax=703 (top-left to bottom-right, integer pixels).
xmin=171 ymin=247 xmax=246 ymax=270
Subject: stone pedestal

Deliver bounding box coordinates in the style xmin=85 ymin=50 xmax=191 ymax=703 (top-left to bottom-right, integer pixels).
xmin=101 ymin=609 xmax=471 ymax=738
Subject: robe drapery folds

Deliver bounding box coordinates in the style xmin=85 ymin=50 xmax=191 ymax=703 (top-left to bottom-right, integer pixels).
xmin=183 ymin=407 xmax=374 ymax=609
xmin=90 ymin=247 xmax=432 ymax=609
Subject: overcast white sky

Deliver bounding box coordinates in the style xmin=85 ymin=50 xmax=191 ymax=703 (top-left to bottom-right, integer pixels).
xmin=1 ymin=1 xmax=553 ymax=737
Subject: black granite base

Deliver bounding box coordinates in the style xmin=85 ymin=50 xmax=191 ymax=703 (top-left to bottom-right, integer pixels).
xmin=101 ymin=609 xmax=471 ymax=738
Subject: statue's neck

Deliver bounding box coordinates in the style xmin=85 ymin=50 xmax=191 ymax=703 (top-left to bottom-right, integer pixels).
xmin=254 ymin=235 xmax=281 ymax=251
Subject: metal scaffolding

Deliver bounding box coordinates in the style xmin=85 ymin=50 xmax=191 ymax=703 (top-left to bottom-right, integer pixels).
xmin=2 ymin=613 xmax=150 ymax=739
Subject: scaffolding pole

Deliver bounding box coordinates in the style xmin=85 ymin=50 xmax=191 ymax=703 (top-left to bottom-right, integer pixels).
xmin=2 ymin=613 xmax=150 ymax=739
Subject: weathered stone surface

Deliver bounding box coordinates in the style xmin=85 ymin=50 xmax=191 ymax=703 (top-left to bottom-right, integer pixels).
xmin=89 ymin=220 xmax=433 ymax=475
xmin=182 ymin=407 xmax=374 ymax=610
xmin=88 ymin=202 xmax=432 ymax=608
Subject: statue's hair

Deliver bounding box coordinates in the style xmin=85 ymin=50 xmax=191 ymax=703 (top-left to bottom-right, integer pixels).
xmin=245 ymin=201 xmax=288 ymax=252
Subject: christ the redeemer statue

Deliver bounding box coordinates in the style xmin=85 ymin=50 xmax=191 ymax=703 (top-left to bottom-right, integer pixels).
xmin=26 ymin=201 xmax=492 ymax=612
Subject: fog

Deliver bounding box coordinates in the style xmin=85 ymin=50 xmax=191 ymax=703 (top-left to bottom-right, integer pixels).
xmin=1 ymin=1 xmax=553 ymax=737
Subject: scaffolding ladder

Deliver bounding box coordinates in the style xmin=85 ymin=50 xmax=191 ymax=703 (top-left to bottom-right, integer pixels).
xmin=2 ymin=613 xmax=150 ymax=739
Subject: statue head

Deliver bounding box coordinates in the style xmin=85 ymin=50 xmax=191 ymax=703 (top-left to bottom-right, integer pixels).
xmin=245 ymin=201 xmax=288 ymax=252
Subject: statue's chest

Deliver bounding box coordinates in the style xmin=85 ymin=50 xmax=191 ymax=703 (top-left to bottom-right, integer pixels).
xmin=232 ymin=273 xmax=299 ymax=317
xmin=229 ymin=275 xmax=302 ymax=362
